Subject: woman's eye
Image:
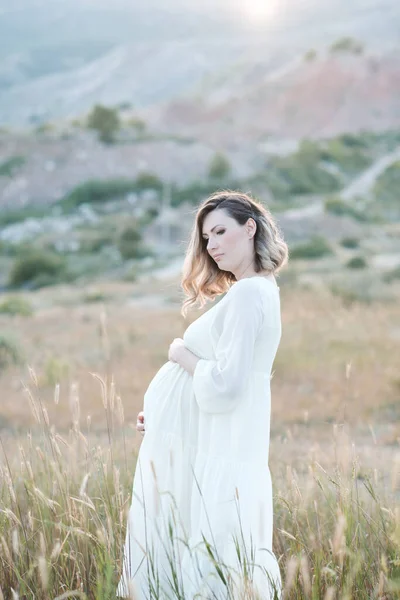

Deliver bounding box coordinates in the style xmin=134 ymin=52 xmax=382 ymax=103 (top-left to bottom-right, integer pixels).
xmin=203 ymin=230 xmax=225 ymax=242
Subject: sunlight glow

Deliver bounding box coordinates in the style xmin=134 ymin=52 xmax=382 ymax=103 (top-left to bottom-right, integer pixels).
xmin=241 ymin=0 xmax=279 ymax=22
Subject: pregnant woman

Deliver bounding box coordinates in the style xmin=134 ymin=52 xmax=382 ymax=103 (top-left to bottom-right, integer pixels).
xmin=116 ymin=191 xmax=288 ymax=599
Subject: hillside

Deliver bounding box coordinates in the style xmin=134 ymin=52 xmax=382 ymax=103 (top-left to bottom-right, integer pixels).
xmin=0 ymin=0 xmax=399 ymax=305
xmin=0 ymin=0 xmax=399 ymax=127
xmin=152 ymin=49 xmax=400 ymax=142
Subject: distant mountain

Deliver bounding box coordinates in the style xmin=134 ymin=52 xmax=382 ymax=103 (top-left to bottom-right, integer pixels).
xmin=0 ymin=0 xmax=399 ymax=127
xmin=153 ymin=50 xmax=400 ymax=142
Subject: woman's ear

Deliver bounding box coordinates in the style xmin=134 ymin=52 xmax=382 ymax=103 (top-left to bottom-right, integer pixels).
xmin=246 ymin=218 xmax=257 ymax=239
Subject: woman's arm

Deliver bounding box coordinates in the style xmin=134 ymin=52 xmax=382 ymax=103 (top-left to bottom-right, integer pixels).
xmin=169 ymin=337 xmax=200 ymax=376
xmin=190 ymin=279 xmax=266 ymax=414
xmin=177 ymin=346 xmax=201 ymax=376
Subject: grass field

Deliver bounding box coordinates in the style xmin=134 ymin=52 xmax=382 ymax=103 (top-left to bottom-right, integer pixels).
xmin=0 ymin=276 xmax=399 ymax=598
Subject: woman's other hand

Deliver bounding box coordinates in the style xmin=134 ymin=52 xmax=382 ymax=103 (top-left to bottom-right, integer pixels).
xmin=136 ymin=411 xmax=145 ymax=436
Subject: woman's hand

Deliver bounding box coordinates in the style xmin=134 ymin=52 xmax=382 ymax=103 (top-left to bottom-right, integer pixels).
xmin=168 ymin=337 xmax=201 ymax=376
xmin=168 ymin=338 xmax=186 ymax=363
xmin=136 ymin=411 xmax=145 ymax=436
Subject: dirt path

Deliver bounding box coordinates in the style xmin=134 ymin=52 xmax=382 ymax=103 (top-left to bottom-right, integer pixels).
xmin=276 ymin=146 xmax=400 ymax=223
xmin=340 ymin=146 xmax=400 ymax=200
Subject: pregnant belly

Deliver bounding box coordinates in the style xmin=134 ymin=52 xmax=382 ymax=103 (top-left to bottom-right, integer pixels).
xmin=143 ymin=361 xmax=197 ymax=441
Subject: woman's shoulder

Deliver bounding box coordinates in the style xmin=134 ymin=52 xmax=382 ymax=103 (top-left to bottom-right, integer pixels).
xmin=227 ymin=276 xmax=279 ymax=299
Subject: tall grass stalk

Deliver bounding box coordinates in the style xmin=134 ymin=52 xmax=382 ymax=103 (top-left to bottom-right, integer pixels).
xmin=0 ymin=369 xmax=398 ymax=598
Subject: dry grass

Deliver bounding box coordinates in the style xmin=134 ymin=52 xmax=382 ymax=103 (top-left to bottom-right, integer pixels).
xmin=0 ymin=276 xmax=399 ymax=598
xmin=0 ymin=277 xmax=398 ymax=437
xmin=0 ymin=370 xmax=399 ymax=598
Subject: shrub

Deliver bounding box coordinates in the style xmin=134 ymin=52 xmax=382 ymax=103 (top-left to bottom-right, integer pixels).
xmin=0 ymin=334 xmax=23 ymax=370
xmin=290 ymin=236 xmax=333 ymax=260
xmin=346 ymin=256 xmax=367 ymax=269
xmin=340 ymin=236 xmax=360 ymax=249
xmin=58 ymin=179 xmax=138 ymax=212
xmin=383 ymin=265 xmax=400 ymax=283
xmin=8 ymin=250 xmax=68 ymax=288
xmin=0 ymin=240 xmax=14 ymax=256
xmin=87 ymin=104 xmax=120 ymax=143
xmin=0 ymin=296 xmax=33 ymax=316
xmin=208 ymin=152 xmax=232 ymax=181
xmin=78 ymin=231 xmax=115 ymax=254
xmin=324 ymin=197 xmax=368 ymax=221
xmin=330 ymin=37 xmax=363 ymax=54
xmin=0 ymin=205 xmax=48 ymax=228
xmin=135 ymin=171 xmax=163 ymax=193
xmin=0 ymin=155 xmax=26 ymax=177
xmin=304 ymin=49 xmax=317 ymax=61
xmin=337 ymin=133 xmax=370 ymax=150
xmin=117 ymin=223 xmax=151 ymax=260
xmin=320 ymin=138 xmax=371 ymax=175
xmin=58 ymin=174 xmax=163 ymax=213
xmin=268 ymin=142 xmax=341 ymax=196
xmin=373 ymin=161 xmax=400 ymax=221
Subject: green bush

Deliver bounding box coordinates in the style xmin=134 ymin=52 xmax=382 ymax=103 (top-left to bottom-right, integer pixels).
xmin=0 ymin=205 xmax=48 ymax=228
xmin=208 ymin=152 xmax=231 ymax=181
xmin=135 ymin=171 xmax=163 ymax=193
xmin=58 ymin=179 xmax=138 ymax=212
xmin=290 ymin=236 xmax=333 ymax=260
xmin=373 ymin=161 xmax=400 ymax=220
xmin=268 ymin=141 xmax=341 ymax=196
xmin=0 ymin=240 xmax=14 ymax=256
xmin=0 ymin=296 xmax=33 ymax=316
xmin=330 ymin=37 xmax=363 ymax=54
xmin=87 ymin=104 xmax=120 ymax=143
xmin=321 ymin=141 xmax=373 ymax=176
xmin=320 ymin=137 xmax=371 ymax=175
xmin=78 ymin=231 xmax=115 ymax=254
xmin=117 ymin=223 xmax=151 ymax=260
xmin=304 ymin=49 xmax=317 ymax=61
xmin=0 ymin=334 xmax=23 ymax=370
xmin=336 ymin=133 xmax=370 ymax=150
xmin=340 ymin=236 xmax=360 ymax=249
xmin=383 ymin=265 xmax=400 ymax=283
xmin=8 ymin=250 xmax=69 ymax=288
xmin=324 ymin=197 xmax=369 ymax=221
xmin=0 ymin=155 xmax=26 ymax=177
xmin=346 ymin=256 xmax=367 ymax=269
xmin=58 ymin=174 xmax=162 ymax=213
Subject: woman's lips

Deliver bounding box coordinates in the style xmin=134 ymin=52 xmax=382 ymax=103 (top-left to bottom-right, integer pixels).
xmin=214 ymin=254 xmax=223 ymax=260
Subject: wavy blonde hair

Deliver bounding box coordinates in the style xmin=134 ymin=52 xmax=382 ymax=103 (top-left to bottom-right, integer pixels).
xmin=180 ymin=190 xmax=288 ymax=318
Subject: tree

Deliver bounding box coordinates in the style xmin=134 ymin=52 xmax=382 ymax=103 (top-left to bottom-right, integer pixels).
xmin=208 ymin=152 xmax=231 ymax=181
xmin=87 ymin=104 xmax=120 ymax=144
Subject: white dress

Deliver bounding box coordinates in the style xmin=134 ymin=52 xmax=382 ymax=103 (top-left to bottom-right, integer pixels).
xmin=116 ymin=277 xmax=283 ymax=599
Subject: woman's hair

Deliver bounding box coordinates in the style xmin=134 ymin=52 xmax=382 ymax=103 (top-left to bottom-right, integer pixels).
xmin=180 ymin=190 xmax=288 ymax=317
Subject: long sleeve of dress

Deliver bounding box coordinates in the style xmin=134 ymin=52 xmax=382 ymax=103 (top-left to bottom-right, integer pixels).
xmin=192 ymin=279 xmax=265 ymax=414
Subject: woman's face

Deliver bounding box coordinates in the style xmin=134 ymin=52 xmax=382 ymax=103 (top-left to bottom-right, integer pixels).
xmin=201 ymin=208 xmax=256 ymax=275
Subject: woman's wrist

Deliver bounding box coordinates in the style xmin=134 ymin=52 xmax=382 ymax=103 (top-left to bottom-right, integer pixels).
xmin=178 ymin=347 xmax=201 ymax=376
